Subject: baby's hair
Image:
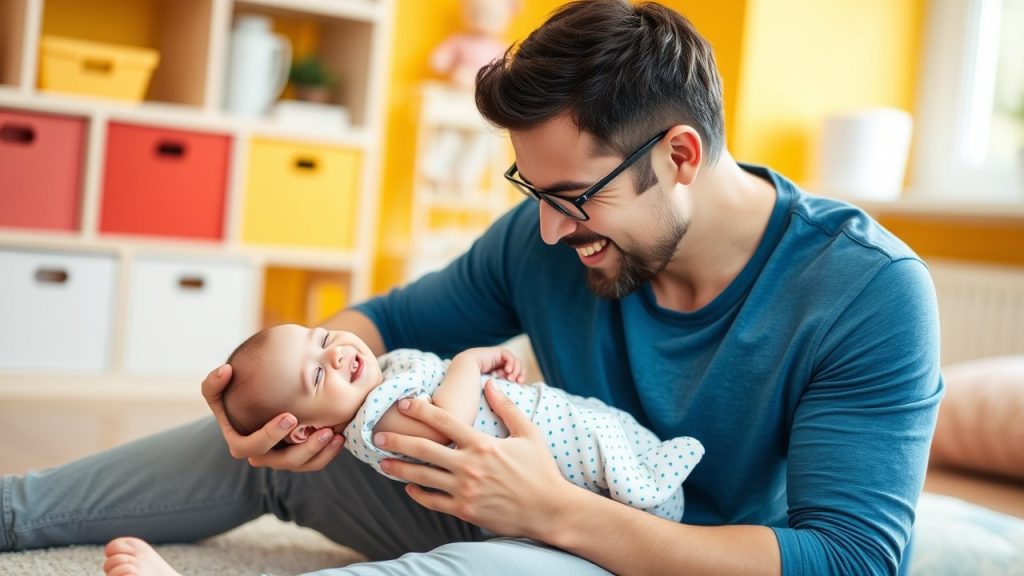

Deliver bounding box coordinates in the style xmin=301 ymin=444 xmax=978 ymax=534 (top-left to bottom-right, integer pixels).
xmin=222 ymin=329 xmax=280 ymax=437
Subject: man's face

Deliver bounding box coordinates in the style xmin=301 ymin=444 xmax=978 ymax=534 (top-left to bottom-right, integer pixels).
xmin=509 ymin=117 xmax=688 ymax=298
xmin=259 ymin=324 xmax=384 ymax=433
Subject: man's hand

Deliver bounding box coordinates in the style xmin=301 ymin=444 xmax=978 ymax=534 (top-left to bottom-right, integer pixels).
xmin=201 ymin=364 xmax=345 ymax=471
xmin=373 ymin=379 xmax=571 ymax=539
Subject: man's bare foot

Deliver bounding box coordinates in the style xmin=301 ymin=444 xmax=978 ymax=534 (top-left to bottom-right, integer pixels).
xmin=103 ymin=537 xmax=182 ymax=576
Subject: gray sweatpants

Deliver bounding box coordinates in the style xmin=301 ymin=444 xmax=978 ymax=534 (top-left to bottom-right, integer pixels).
xmin=0 ymin=417 xmax=610 ymax=575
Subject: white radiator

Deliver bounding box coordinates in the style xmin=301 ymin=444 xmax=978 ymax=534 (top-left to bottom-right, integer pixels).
xmin=929 ymin=259 xmax=1024 ymax=366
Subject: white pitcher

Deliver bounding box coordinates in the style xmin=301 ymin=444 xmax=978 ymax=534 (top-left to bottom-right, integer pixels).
xmin=224 ymin=14 xmax=292 ymax=117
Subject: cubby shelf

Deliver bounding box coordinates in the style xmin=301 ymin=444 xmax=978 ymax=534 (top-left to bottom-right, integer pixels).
xmin=0 ymin=0 xmax=393 ymax=397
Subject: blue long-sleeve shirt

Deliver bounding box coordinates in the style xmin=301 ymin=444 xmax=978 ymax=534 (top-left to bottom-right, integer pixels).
xmin=356 ymin=165 xmax=943 ymax=574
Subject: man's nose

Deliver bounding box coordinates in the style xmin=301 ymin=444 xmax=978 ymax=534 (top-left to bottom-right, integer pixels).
xmin=538 ymin=201 xmax=578 ymax=246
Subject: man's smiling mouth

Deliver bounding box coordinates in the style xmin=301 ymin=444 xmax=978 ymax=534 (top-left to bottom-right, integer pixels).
xmin=575 ymin=238 xmax=609 ymax=257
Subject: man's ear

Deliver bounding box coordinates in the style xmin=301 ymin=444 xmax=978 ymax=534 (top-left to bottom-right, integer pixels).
xmin=664 ymin=125 xmax=702 ymax=186
xmin=289 ymin=425 xmax=319 ymax=444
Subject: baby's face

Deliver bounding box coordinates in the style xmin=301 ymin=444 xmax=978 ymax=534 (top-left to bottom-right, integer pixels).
xmin=260 ymin=324 xmax=384 ymax=435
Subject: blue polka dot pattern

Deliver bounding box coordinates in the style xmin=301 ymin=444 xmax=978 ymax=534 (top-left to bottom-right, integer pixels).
xmin=345 ymin=349 xmax=704 ymax=522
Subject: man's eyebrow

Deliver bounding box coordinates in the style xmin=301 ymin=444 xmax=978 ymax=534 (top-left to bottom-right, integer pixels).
xmin=519 ymin=172 xmax=592 ymax=195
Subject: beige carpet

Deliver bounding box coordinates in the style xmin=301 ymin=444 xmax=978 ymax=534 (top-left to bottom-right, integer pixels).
xmin=0 ymin=515 xmax=366 ymax=575
xmin=3 ymin=494 xmax=1023 ymax=574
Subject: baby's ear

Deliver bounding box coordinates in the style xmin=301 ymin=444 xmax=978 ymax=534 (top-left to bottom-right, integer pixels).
xmin=288 ymin=425 xmax=318 ymax=444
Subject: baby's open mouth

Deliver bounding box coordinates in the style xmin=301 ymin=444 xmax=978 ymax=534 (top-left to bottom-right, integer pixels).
xmin=350 ymin=355 xmax=364 ymax=382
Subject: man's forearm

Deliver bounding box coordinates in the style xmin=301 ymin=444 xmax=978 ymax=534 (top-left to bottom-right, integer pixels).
xmin=545 ymin=483 xmax=781 ymax=576
xmin=319 ymin=308 xmax=386 ymax=356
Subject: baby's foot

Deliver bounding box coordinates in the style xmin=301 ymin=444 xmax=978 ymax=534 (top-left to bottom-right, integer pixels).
xmin=103 ymin=537 xmax=182 ymax=576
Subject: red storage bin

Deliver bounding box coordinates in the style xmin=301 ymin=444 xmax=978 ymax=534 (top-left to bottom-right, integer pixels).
xmin=100 ymin=122 xmax=230 ymax=240
xmin=0 ymin=109 xmax=86 ymax=231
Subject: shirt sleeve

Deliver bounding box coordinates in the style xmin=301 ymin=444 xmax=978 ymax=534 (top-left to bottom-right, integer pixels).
xmin=344 ymin=351 xmax=441 ymax=481
xmin=773 ymin=258 xmax=944 ymax=575
xmin=354 ymin=204 xmax=532 ymax=357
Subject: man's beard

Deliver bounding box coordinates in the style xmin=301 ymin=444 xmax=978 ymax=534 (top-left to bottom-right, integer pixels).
xmin=586 ymin=216 xmax=688 ymax=299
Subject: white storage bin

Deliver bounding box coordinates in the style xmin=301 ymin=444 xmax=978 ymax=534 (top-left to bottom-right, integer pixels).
xmin=123 ymin=256 xmax=254 ymax=376
xmin=0 ymin=248 xmax=117 ymax=372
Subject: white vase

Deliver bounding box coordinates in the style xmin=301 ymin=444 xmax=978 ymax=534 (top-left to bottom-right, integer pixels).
xmin=224 ymin=15 xmax=292 ymax=117
xmin=815 ymin=108 xmax=913 ymax=202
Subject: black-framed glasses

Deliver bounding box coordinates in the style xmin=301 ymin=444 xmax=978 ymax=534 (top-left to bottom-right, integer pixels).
xmin=504 ymin=129 xmax=668 ymax=221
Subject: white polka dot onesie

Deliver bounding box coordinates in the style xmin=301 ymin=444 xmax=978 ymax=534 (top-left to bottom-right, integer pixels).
xmin=344 ymin=349 xmax=704 ymax=522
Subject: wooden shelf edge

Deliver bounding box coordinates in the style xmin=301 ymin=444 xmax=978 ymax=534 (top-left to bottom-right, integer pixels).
xmin=807 ymin=192 xmax=1024 ymax=218
xmin=0 ymin=90 xmax=370 ymax=147
xmin=0 ymin=374 xmax=204 ymax=402
xmin=0 ymin=232 xmax=362 ymax=269
xmin=234 ymin=0 xmax=382 ymax=22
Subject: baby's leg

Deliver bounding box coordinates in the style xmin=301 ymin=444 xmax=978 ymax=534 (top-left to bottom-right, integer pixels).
xmin=103 ymin=537 xmax=180 ymax=576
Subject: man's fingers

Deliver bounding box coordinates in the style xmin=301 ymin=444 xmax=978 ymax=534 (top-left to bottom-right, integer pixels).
xmin=219 ymin=411 xmax=293 ymax=459
xmin=375 ymin=429 xmax=460 ymax=465
xmin=249 ymin=429 xmax=340 ymax=470
xmin=483 ymin=379 xmax=531 ymax=436
xmin=396 ymin=398 xmax=479 ymax=447
xmin=201 ymin=364 xmax=233 ymax=402
xmin=290 ymin=433 xmax=346 ymax=472
xmin=256 ymin=412 xmax=297 ymax=448
xmin=381 ymin=459 xmax=455 ymax=492
xmin=404 ymin=483 xmax=456 ymax=516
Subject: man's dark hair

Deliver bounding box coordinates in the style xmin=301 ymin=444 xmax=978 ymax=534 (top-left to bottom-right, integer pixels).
xmin=476 ymin=0 xmax=725 ymax=192
xmin=222 ymin=329 xmax=274 ymax=437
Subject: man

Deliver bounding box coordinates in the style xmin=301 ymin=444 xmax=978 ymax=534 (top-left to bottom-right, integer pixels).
xmin=4 ymin=2 xmax=941 ymax=575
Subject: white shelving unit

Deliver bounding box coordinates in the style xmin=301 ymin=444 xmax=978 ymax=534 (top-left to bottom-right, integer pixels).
xmin=405 ymin=80 xmax=514 ymax=281
xmin=0 ymin=0 xmax=393 ymax=400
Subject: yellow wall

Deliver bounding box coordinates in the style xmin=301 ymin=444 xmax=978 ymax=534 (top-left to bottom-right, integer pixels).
xmin=663 ymin=0 xmax=748 ymax=148
xmin=731 ymin=0 xmax=924 ymax=183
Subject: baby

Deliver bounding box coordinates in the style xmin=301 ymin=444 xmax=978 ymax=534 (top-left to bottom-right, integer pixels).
xmin=223 ymin=324 xmax=704 ymax=521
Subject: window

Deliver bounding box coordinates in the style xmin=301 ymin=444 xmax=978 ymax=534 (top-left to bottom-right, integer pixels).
xmin=909 ymin=0 xmax=1024 ymax=202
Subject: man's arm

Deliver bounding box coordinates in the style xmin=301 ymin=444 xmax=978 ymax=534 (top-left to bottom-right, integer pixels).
xmin=551 ymin=488 xmax=781 ymax=576
xmin=375 ymin=382 xmax=781 ymax=576
xmin=201 ymin=308 xmax=385 ymax=470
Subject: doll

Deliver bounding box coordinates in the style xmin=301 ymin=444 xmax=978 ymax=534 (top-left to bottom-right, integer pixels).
xmin=421 ymin=0 xmax=520 ymax=191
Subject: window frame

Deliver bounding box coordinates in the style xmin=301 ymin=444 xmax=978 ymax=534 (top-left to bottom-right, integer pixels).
xmin=908 ymin=0 xmax=1022 ymax=203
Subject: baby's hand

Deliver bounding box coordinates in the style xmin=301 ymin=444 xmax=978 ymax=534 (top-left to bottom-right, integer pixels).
xmin=461 ymin=347 xmax=527 ymax=383
xmin=491 ymin=348 xmax=526 ymax=384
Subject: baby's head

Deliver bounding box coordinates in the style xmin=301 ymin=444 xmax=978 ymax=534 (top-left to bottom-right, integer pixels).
xmin=223 ymin=324 xmax=384 ymax=444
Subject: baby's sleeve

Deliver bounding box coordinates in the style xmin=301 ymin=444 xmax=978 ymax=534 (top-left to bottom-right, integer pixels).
xmin=343 ymin=374 xmax=431 ymax=482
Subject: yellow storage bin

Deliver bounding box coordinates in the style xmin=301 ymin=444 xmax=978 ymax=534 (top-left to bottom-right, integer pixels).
xmin=242 ymin=138 xmax=361 ymax=250
xmin=39 ymin=35 xmax=159 ymax=102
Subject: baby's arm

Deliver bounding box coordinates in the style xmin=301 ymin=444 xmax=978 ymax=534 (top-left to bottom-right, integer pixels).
xmin=374 ymin=347 xmax=525 ymax=445
xmin=433 ymin=347 xmax=524 ymax=425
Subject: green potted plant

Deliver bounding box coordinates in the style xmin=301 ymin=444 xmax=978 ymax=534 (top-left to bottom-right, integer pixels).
xmin=289 ymin=54 xmax=337 ymax=103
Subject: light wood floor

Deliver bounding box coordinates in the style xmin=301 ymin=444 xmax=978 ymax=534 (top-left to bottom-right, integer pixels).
xmin=1 ymin=395 xmax=209 ymax=475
